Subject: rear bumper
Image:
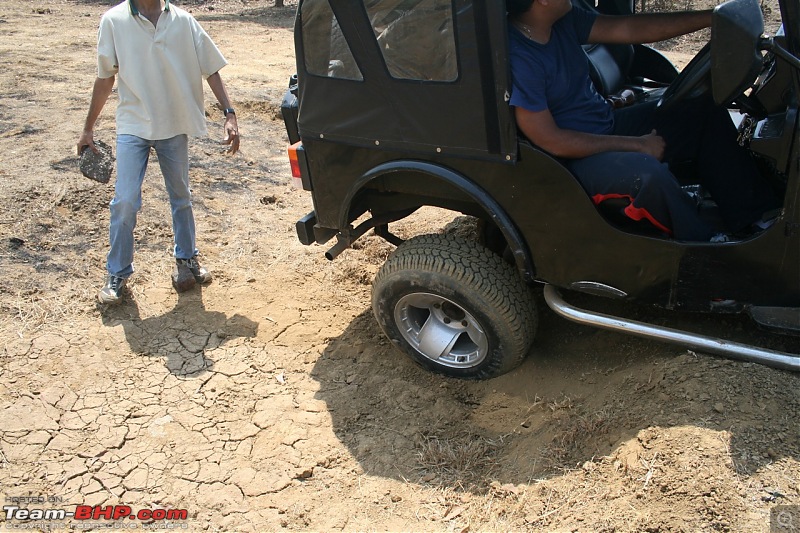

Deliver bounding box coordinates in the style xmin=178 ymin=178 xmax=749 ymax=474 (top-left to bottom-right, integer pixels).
xmin=296 ymin=211 xmax=336 ymax=246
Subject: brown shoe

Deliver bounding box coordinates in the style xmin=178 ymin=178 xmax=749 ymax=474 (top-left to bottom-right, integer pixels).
xmin=180 ymin=256 xmax=212 ymax=284
xmin=172 ymin=262 xmax=197 ymax=292
xmin=172 ymin=256 xmax=212 ymax=292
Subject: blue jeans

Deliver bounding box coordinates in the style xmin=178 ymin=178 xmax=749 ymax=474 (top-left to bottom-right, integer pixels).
xmin=107 ymin=134 xmax=197 ymax=278
xmin=567 ymin=151 xmax=712 ymax=240
xmin=567 ymin=96 xmax=777 ymax=240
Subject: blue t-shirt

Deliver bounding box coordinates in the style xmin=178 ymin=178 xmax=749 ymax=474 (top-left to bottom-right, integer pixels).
xmin=509 ymin=7 xmax=614 ymax=135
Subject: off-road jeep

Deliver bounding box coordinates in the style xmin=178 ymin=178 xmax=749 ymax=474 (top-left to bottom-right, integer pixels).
xmin=282 ymin=0 xmax=800 ymax=378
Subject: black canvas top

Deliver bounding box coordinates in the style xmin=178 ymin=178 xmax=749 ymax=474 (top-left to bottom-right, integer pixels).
xmin=294 ymin=0 xmax=518 ymax=163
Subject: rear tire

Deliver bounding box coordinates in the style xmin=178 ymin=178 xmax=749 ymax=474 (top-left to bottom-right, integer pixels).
xmin=371 ymin=234 xmax=537 ymax=379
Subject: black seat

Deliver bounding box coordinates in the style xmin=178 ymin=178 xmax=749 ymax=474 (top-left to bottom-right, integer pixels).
xmin=584 ymin=43 xmax=635 ymax=98
xmin=575 ymin=0 xmax=677 ymax=98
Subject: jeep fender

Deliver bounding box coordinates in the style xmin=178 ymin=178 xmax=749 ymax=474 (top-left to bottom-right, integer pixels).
xmin=338 ymin=160 xmax=536 ymax=282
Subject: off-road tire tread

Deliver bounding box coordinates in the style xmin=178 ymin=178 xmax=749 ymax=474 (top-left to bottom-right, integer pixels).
xmin=372 ymin=233 xmax=536 ymax=379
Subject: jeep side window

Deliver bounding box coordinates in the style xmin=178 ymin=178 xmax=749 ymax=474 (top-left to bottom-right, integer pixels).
xmin=364 ymin=0 xmax=458 ymax=82
xmin=301 ymin=0 xmax=364 ymax=81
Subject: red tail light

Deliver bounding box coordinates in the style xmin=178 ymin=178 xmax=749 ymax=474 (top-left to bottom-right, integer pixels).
xmin=288 ymin=141 xmax=302 ymax=179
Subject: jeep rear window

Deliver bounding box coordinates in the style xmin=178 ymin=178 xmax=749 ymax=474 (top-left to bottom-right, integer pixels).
xmin=365 ymin=0 xmax=458 ymax=82
xmin=301 ymin=0 xmax=364 ymax=81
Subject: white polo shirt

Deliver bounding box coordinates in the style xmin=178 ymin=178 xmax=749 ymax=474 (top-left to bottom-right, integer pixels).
xmin=97 ymin=0 xmax=228 ymax=140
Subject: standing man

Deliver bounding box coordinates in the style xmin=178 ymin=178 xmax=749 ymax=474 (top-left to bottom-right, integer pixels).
xmin=507 ymin=0 xmax=777 ymax=241
xmin=77 ymin=0 xmax=240 ymax=304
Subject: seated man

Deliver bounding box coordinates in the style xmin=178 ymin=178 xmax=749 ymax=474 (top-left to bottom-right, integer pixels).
xmin=507 ymin=0 xmax=778 ymax=241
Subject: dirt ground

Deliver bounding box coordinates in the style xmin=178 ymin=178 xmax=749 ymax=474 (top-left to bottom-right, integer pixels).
xmin=0 ymin=0 xmax=798 ymax=531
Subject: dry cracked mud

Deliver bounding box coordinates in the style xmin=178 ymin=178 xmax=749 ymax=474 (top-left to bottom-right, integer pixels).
xmin=0 ymin=0 xmax=798 ymax=531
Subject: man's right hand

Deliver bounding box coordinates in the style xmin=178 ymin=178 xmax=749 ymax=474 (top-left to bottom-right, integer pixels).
xmin=78 ymin=76 xmax=115 ymax=156
xmin=77 ymin=130 xmax=96 ymax=156
xmin=640 ymin=129 xmax=665 ymax=161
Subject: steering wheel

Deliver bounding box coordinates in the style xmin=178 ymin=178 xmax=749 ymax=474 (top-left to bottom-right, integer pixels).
xmin=657 ymin=42 xmax=712 ymax=110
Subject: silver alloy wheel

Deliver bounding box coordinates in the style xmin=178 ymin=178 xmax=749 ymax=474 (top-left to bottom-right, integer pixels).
xmin=394 ymin=292 xmax=489 ymax=368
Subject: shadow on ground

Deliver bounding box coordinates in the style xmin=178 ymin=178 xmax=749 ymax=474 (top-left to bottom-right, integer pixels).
xmin=311 ymin=296 xmax=800 ymax=491
xmin=100 ymin=285 xmax=259 ymax=377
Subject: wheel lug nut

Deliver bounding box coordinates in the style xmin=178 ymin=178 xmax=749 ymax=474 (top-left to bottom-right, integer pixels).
xmin=461 ymin=320 xmax=468 ymax=327
xmin=434 ymin=303 xmax=441 ymax=309
xmin=443 ymin=317 xmax=451 ymax=324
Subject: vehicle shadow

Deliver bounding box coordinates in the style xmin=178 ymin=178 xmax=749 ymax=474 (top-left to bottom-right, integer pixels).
xmin=311 ymin=300 xmax=800 ymax=490
xmin=99 ymin=285 xmax=259 ymax=377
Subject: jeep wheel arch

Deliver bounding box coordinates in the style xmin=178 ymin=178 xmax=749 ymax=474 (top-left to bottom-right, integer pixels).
xmin=339 ymin=160 xmax=536 ymax=282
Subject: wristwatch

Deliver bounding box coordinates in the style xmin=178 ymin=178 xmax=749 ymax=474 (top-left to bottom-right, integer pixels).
xmin=223 ymin=107 xmax=236 ymax=116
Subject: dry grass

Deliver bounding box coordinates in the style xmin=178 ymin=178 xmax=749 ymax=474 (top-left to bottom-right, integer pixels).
xmin=539 ymin=404 xmax=618 ymax=473
xmin=0 ymin=282 xmax=95 ymax=341
xmin=415 ymin=432 xmax=501 ymax=487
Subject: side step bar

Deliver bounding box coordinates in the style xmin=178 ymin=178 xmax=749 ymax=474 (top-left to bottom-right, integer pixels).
xmin=543 ymin=285 xmax=800 ymax=372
